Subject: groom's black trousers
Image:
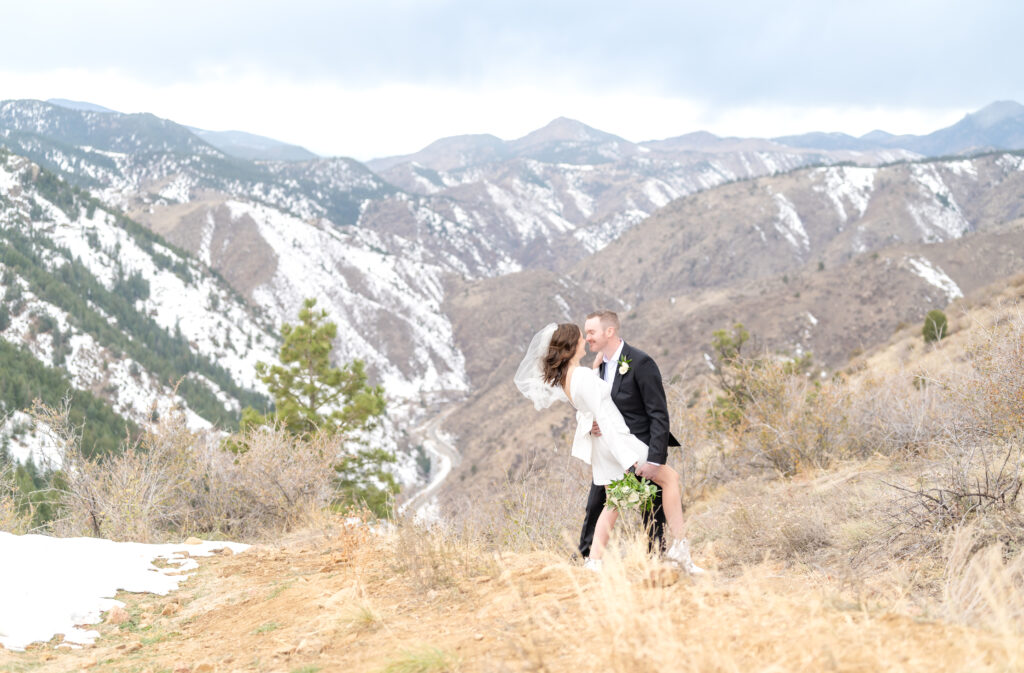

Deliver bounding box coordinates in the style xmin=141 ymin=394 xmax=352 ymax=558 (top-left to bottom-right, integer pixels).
xmin=578 ymin=479 xmax=666 ymax=558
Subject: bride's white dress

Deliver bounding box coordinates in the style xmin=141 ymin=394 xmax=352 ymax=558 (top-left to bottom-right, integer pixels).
xmin=568 ymin=367 xmax=648 ymax=485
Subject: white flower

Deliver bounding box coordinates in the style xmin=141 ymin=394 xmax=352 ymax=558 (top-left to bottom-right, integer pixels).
xmin=618 ymin=363 xmax=629 ymax=375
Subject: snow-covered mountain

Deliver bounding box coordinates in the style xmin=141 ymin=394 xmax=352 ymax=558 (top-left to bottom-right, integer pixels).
xmin=0 ymin=101 xmax=475 ymax=411
xmin=2 ymin=98 xmax=1022 ymax=465
xmin=0 ymin=149 xmax=276 ymax=437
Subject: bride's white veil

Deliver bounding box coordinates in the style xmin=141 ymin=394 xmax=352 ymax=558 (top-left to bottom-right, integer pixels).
xmin=514 ymin=322 xmax=568 ymax=410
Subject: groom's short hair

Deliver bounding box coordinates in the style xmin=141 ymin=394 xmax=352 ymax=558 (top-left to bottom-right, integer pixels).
xmin=587 ymin=310 xmax=620 ymax=333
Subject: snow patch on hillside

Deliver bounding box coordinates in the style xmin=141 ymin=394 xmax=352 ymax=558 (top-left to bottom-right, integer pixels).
xmin=944 ymin=160 xmax=978 ymax=178
xmin=574 ymin=208 xmax=647 ymax=253
xmin=814 ymin=166 xmax=876 ymax=222
xmin=1 ymin=412 xmax=62 ymax=469
xmin=772 ymin=192 xmax=810 ymax=252
xmin=641 ymin=179 xmax=677 ymax=208
xmin=907 ymin=164 xmax=970 ymax=242
xmin=996 ymin=154 xmax=1024 ymax=172
xmin=484 ymin=180 xmax=575 ymax=240
xmin=227 ymin=200 xmax=468 ymax=401
xmin=907 ymin=257 xmax=963 ymax=302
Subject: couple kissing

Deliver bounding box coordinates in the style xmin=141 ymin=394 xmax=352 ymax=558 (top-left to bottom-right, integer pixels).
xmin=515 ymin=310 xmax=703 ymax=574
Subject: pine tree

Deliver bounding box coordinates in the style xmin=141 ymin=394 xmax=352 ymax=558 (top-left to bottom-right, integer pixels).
xmin=923 ymin=309 xmax=949 ymax=343
xmin=251 ymin=298 xmax=385 ymax=438
xmin=241 ymin=298 xmax=395 ymax=515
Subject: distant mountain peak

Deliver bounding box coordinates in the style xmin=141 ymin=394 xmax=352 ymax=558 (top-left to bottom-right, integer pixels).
xmin=966 ymin=100 xmax=1024 ymax=128
xmin=519 ymin=117 xmax=620 ymax=144
xmin=47 ymin=98 xmax=118 ymax=114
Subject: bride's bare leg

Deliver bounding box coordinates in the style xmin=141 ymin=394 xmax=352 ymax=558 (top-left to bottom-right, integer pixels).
xmin=645 ymin=464 xmax=686 ymax=541
xmin=590 ymin=507 xmax=619 ymax=560
xmin=643 ymin=465 xmax=705 ymax=574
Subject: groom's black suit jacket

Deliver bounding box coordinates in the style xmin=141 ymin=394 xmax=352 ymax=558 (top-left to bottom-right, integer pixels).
xmin=579 ymin=341 xmax=679 ymax=558
xmin=597 ymin=341 xmax=680 ymax=463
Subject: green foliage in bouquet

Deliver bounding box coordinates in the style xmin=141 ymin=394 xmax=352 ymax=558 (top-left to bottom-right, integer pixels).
xmin=606 ymin=471 xmax=657 ymax=513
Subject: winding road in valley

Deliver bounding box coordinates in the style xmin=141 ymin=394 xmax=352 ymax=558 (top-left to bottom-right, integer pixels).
xmin=400 ymin=406 xmax=461 ymax=519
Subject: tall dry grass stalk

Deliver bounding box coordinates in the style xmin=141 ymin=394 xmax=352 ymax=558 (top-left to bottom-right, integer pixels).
xmin=944 ymin=524 xmax=1024 ymax=636
xmin=0 ymin=460 xmax=31 ymax=534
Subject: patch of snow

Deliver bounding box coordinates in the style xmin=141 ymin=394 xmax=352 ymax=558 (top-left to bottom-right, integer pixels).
xmin=1 ymin=412 xmax=63 ymax=469
xmin=813 ymin=166 xmax=876 ymax=222
xmin=996 ymin=154 xmax=1024 ymax=172
xmin=573 ymin=208 xmax=647 ymax=253
xmin=944 ymin=160 xmax=978 ymax=178
xmin=772 ymin=192 xmax=810 ymax=252
xmin=907 ymin=164 xmax=970 ymax=242
xmin=906 ymin=257 xmax=963 ymax=302
xmin=0 ymin=533 xmax=248 ymax=651
xmin=641 ymin=179 xmax=677 ymax=209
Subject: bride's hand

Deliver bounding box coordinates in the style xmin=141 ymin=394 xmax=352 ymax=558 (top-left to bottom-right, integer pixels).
xmin=591 ymin=420 xmax=601 ymax=437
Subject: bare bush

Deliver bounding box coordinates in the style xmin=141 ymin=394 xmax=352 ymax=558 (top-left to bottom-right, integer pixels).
xmin=41 ymin=401 xmax=341 ymax=542
xmin=714 ymin=361 xmax=876 ymax=476
xmin=855 ymin=372 xmax=952 ymax=455
xmin=889 ymin=309 xmax=1024 ymax=540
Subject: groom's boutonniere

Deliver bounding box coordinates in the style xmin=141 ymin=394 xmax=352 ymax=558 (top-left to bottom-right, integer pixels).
xmin=617 ymin=355 xmax=631 ymax=376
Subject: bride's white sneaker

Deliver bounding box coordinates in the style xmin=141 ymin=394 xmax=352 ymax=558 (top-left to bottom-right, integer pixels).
xmin=583 ymin=557 xmax=603 ymax=572
xmin=666 ymin=539 xmax=705 ymax=575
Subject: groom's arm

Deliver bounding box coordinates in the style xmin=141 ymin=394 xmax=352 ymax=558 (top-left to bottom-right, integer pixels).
xmin=636 ymin=356 xmax=671 ymax=465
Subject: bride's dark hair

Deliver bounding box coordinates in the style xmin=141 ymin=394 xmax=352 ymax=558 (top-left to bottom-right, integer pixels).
xmin=542 ymin=323 xmax=581 ymax=387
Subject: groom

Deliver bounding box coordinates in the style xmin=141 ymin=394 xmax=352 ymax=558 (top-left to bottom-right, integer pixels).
xmin=579 ymin=309 xmax=680 ymax=558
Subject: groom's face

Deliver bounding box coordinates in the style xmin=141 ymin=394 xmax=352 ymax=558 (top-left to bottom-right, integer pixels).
xmin=584 ymin=317 xmax=612 ymax=354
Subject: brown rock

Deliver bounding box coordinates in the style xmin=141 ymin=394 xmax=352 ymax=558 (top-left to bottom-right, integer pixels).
xmin=297 ymin=638 xmax=324 ymax=654
xmin=105 ymin=606 xmax=131 ymax=625
xmin=161 ymin=602 xmax=181 ymax=616
xmin=184 ymin=537 xmax=203 ymax=545
xmin=212 ymin=546 xmax=234 ymax=556
xmin=194 ymin=663 xmax=215 ymax=672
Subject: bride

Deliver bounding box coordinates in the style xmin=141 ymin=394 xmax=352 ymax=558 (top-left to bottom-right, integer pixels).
xmin=515 ymin=322 xmax=703 ymax=573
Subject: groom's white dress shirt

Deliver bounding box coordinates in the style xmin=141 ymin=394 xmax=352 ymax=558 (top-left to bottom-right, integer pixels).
xmin=601 ymin=340 xmax=624 ymax=385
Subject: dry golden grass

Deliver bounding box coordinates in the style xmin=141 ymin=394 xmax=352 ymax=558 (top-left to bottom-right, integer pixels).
xmin=3 ymin=515 xmax=1023 ymax=673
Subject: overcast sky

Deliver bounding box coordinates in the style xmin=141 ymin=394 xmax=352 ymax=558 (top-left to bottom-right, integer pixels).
xmin=0 ymin=1 xmax=1020 ymax=160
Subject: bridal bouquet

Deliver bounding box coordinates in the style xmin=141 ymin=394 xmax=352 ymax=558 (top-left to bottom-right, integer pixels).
xmin=606 ymin=472 xmax=657 ymax=512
